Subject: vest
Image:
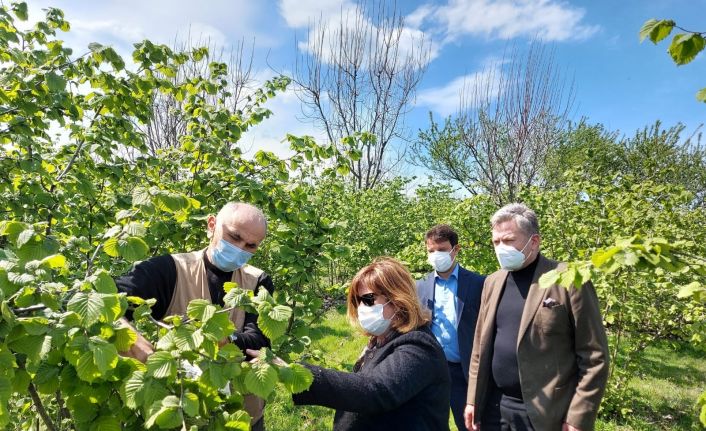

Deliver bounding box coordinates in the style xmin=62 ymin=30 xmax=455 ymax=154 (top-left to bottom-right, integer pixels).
xmin=168 ymin=249 xmax=265 ymax=423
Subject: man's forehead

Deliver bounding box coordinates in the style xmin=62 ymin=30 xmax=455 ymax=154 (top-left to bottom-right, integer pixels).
xmin=492 ymin=220 xmax=520 ymax=237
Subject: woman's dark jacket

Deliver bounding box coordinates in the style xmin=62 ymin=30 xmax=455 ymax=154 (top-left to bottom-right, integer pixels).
xmin=292 ymin=325 xmax=450 ymax=431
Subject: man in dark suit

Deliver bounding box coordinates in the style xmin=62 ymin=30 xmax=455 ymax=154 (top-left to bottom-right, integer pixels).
xmin=464 ymin=203 xmax=609 ymax=431
xmin=416 ymin=224 xmax=485 ymax=430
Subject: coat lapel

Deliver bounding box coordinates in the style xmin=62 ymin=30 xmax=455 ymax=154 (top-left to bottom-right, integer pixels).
xmin=455 ymin=265 xmax=467 ymax=321
xmin=516 ymin=255 xmax=550 ymax=347
xmin=483 ymin=269 xmax=508 ymax=340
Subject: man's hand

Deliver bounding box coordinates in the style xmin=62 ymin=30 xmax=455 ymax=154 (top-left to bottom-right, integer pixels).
xmin=464 ymin=404 xmax=479 ymax=430
xmin=562 ymin=423 xmax=580 ymax=431
xmin=118 ymin=318 xmax=154 ymax=363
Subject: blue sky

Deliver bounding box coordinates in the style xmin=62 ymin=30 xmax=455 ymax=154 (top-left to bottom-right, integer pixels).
xmin=26 ymin=0 xmax=706 ymax=161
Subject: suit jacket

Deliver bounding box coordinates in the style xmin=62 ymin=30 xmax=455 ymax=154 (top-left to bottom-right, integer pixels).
xmin=467 ymin=254 xmax=610 ymax=431
xmin=293 ymin=325 xmax=450 ymax=431
xmin=416 ymin=264 xmax=485 ymax=378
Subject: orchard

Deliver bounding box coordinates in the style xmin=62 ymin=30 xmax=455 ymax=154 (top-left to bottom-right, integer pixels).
xmin=0 ymin=3 xmax=704 ymax=430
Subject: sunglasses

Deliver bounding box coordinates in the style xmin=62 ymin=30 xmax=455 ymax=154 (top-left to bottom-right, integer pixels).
xmin=356 ymin=293 xmax=380 ymax=307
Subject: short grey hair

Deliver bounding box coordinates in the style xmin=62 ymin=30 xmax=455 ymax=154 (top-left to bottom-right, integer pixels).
xmin=490 ymin=203 xmax=539 ymax=236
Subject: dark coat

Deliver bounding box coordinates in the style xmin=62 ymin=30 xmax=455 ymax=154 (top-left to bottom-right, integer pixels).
xmin=416 ymin=265 xmax=485 ymax=378
xmin=292 ymin=325 xmax=450 ymax=431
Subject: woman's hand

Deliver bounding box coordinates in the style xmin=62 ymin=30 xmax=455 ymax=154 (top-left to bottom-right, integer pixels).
xmin=246 ymin=348 xmax=288 ymax=366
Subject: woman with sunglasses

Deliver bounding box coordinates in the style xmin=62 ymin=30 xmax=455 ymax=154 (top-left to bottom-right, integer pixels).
xmin=252 ymin=257 xmax=450 ymax=430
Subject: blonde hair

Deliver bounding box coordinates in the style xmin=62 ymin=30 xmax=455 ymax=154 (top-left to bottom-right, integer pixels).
xmin=347 ymin=257 xmax=430 ymax=335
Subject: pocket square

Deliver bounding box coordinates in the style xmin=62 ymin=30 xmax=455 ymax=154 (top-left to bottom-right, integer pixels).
xmin=542 ymin=298 xmax=560 ymax=308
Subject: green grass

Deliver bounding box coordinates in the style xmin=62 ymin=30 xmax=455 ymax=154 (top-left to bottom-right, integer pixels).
xmin=265 ymin=307 xmax=706 ymax=431
xmin=596 ymin=341 xmax=706 ymax=431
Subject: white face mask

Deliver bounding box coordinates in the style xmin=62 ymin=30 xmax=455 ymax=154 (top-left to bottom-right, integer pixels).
xmin=358 ymin=302 xmax=392 ymax=336
xmin=495 ymin=236 xmax=534 ymax=271
xmin=428 ymin=249 xmax=455 ymax=273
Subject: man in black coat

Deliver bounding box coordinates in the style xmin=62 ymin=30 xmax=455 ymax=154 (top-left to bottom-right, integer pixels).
xmin=416 ymin=224 xmax=485 ymax=430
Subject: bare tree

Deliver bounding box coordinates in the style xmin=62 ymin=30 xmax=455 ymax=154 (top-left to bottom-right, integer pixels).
xmin=412 ymin=42 xmax=574 ymax=204
xmin=142 ymin=32 xmax=256 ymax=156
xmin=293 ymin=1 xmax=430 ymax=189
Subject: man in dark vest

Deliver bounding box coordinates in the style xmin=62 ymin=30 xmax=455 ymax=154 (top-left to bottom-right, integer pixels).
xmin=116 ymin=202 xmax=272 ymax=431
xmin=416 ymin=224 xmax=485 ymax=430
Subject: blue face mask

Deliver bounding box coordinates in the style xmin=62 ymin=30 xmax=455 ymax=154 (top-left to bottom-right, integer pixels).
xmin=210 ymin=239 xmax=253 ymax=272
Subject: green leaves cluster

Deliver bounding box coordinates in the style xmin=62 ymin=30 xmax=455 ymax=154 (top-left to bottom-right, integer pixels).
xmin=0 ymin=2 xmax=345 ymax=429
xmin=640 ymin=18 xmax=706 ymax=102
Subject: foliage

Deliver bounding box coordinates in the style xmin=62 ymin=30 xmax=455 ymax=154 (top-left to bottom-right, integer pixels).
xmin=0 ymin=3 xmax=354 ymax=429
xmin=544 ymin=121 xmax=706 ymax=207
xmin=640 ymin=18 xmax=706 ymax=102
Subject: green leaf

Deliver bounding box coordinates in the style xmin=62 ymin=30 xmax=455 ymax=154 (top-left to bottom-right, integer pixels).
xmin=244 ymin=361 xmax=277 ymax=399
xmin=113 ymin=325 xmax=137 ymax=352
xmin=90 ymin=338 xmax=118 ymax=373
xmin=224 ymin=411 xmax=251 ymax=430
xmin=132 ymin=187 xmax=151 ymax=206
xmin=41 ymin=254 xmax=66 ymax=269
xmin=257 ymin=305 xmax=291 ymax=340
xmin=145 ymin=395 xmax=182 ymax=429
xmin=125 ymin=222 xmax=146 ymax=237
xmin=182 ymin=391 xmax=199 ymax=417
xmin=668 ymin=33 xmax=706 ymax=65
xmin=591 ymin=247 xmax=620 ymax=268
xmin=45 ymin=72 xmax=67 ymax=92
xmin=88 ymin=42 xmax=104 ymax=52
xmin=278 ymin=363 xmax=313 ymax=394
xmin=201 ymin=311 xmax=234 ymax=341
xmin=92 ymin=269 xmax=117 ymax=294
xmin=89 ymin=415 xmax=121 ymax=431
xmin=121 ymin=370 xmax=146 ymax=409
xmin=119 ymin=237 xmax=149 ymax=261
xmin=75 ymin=350 xmax=102 ymax=382
xmin=9 ymin=334 xmax=51 ymax=359
xmin=173 ymin=326 xmax=203 ymax=352
xmin=67 ymin=291 xmax=105 ymax=326
xmin=12 ymin=2 xmax=28 ymax=20
xmin=146 ymin=351 xmax=176 ymax=379
xmin=639 ymin=19 xmax=674 ymax=43
xmin=34 ymin=363 xmax=60 ymax=394
xmin=697 ymin=87 xmax=706 ymax=103
xmin=186 ymin=299 xmax=216 ymax=322
xmin=16 ymin=229 xmax=36 ymax=249
xmin=12 ymin=369 xmax=30 ymax=392
xmin=17 ymin=317 xmax=49 ymax=335
xmin=155 ymin=192 xmax=189 ymax=213
xmin=103 ymin=237 xmax=119 ymax=258
xmin=677 ymin=281 xmax=704 ymax=299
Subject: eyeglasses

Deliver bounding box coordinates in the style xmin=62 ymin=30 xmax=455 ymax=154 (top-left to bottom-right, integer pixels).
xmin=356 ymin=293 xmax=379 ymax=307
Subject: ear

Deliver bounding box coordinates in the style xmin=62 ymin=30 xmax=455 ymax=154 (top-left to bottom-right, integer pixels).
xmin=531 ymin=234 xmax=541 ymax=250
xmin=206 ymin=215 xmax=216 ymax=238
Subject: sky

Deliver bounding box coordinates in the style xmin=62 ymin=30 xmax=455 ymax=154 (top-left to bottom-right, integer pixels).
xmin=24 ymin=0 xmax=706 ymax=167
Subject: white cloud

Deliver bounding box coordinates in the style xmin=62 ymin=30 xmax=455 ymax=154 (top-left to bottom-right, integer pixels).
xmin=289 ymin=1 xmax=436 ymax=70
xmin=26 ymin=0 xmax=278 ymax=58
xmin=417 ymin=66 xmax=500 ymax=117
xmin=411 ymin=0 xmax=599 ymax=43
xmin=278 ymin=0 xmax=353 ymax=28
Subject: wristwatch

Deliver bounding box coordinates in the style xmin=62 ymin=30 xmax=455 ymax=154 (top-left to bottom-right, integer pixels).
xmin=228 ymin=332 xmax=238 ymax=344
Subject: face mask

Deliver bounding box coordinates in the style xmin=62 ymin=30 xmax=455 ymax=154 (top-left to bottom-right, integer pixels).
xmin=495 ymin=236 xmax=534 ymax=271
xmin=358 ymin=302 xmax=392 ymax=336
xmin=210 ymin=239 xmax=253 ymax=272
xmin=428 ymin=250 xmax=454 ymax=273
